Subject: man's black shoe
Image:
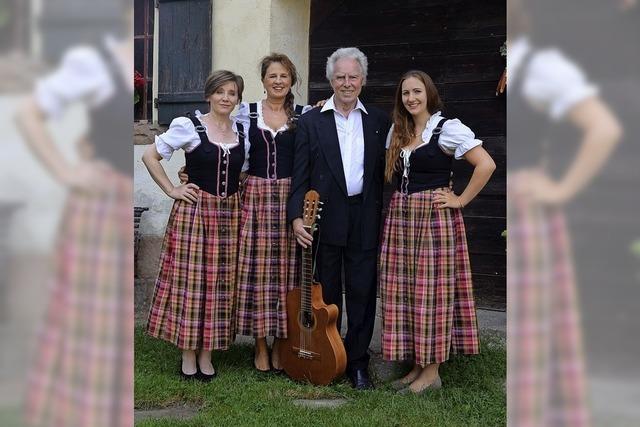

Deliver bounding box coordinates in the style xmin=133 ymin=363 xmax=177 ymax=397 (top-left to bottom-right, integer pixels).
xmin=347 ymin=368 xmax=374 ymax=390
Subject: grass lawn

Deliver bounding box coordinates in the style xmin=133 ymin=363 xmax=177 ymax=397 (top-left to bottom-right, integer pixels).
xmin=135 ymin=327 xmax=505 ymax=427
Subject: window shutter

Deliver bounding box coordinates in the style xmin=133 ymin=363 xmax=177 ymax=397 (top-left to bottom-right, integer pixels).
xmin=157 ymin=0 xmax=211 ymax=124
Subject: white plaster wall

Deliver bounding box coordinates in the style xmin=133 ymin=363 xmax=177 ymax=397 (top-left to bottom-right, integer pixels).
xmin=270 ymin=0 xmax=311 ymax=105
xmin=133 ymin=144 xmax=185 ymax=236
xmin=212 ymin=0 xmax=272 ymax=103
xmin=0 ymin=96 xmax=84 ymax=253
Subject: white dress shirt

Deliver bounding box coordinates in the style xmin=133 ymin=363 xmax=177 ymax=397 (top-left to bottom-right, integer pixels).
xmin=320 ymin=95 xmax=367 ymax=196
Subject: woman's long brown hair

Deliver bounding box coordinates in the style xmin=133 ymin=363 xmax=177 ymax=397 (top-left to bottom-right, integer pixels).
xmin=384 ymin=70 xmax=443 ymax=183
xmin=259 ymin=53 xmax=301 ymax=131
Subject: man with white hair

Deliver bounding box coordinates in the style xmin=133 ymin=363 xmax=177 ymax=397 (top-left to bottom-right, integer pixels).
xmin=287 ymin=47 xmax=391 ymax=389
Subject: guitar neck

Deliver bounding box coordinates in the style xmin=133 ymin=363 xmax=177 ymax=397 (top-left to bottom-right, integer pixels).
xmin=301 ymin=226 xmax=314 ymax=313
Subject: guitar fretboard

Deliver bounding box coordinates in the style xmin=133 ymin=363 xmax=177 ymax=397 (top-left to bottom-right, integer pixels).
xmin=301 ymin=227 xmax=313 ymax=316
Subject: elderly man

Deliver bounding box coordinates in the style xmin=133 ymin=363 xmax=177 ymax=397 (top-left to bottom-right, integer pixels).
xmin=287 ymin=47 xmax=390 ymax=389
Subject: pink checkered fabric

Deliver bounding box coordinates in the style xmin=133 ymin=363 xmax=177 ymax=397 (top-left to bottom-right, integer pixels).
xmin=235 ymin=176 xmax=300 ymax=338
xmin=508 ymin=179 xmax=590 ymax=427
xmin=25 ymin=173 xmax=133 ymax=427
xmin=380 ymin=189 xmax=480 ymax=366
xmin=146 ymin=190 xmax=240 ymax=351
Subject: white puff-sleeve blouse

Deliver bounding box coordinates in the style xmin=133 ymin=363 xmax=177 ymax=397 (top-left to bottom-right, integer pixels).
xmin=155 ymin=111 xmax=247 ymax=168
xmin=508 ymin=37 xmax=598 ymax=121
xmin=34 ymin=45 xmax=117 ymax=119
xmin=154 ymin=117 xmax=201 ymax=161
xmin=385 ymin=111 xmax=483 ymax=160
xmin=234 ymin=101 xmax=313 ymax=137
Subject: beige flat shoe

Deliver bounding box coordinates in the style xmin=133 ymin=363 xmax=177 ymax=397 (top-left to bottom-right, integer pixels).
xmin=389 ymin=377 xmax=413 ymax=391
xmin=398 ymin=376 xmax=442 ymax=395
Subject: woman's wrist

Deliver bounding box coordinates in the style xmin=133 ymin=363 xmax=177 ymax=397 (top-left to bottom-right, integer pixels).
xmin=164 ymin=183 xmax=176 ymax=197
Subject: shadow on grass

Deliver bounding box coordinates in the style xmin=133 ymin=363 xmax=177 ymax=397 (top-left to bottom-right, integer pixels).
xmin=135 ymin=328 xmax=505 ymax=427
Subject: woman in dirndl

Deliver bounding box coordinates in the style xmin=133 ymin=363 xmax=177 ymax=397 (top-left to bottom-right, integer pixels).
xmin=380 ymin=70 xmax=496 ymax=394
xmin=234 ymin=54 xmax=313 ymax=372
xmin=506 ymin=2 xmax=621 ymax=421
xmin=15 ymin=23 xmax=133 ymax=427
xmin=143 ymin=70 xmax=246 ymax=380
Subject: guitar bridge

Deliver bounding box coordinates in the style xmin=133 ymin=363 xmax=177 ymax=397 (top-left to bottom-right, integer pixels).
xmin=293 ymin=346 xmax=320 ymax=360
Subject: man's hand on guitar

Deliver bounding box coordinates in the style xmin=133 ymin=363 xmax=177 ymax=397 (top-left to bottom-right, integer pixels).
xmin=293 ymin=218 xmax=313 ymax=248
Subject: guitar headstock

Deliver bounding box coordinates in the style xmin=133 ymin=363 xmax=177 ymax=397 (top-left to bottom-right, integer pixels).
xmin=302 ymin=190 xmax=322 ymax=228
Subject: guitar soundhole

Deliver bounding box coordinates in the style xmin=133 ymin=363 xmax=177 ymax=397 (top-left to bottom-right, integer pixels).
xmin=298 ymin=310 xmax=315 ymax=329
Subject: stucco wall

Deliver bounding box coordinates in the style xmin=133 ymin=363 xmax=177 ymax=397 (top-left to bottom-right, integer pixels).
xmin=212 ymin=0 xmax=272 ymax=103
xmin=270 ymin=0 xmax=311 ymax=105
xmin=134 ymin=143 xmax=185 ymax=281
xmin=0 ymin=96 xmax=84 ymax=253
xmin=138 ymin=0 xmax=312 ymax=279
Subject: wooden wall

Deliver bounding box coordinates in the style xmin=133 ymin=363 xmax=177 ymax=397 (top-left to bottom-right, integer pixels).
xmin=309 ymin=0 xmax=506 ymax=308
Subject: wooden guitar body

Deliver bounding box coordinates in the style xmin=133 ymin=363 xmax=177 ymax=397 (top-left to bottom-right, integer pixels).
xmin=279 ymin=282 xmax=347 ymax=385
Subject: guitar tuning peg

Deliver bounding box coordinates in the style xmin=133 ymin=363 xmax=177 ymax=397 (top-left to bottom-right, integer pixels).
xmin=318 ymin=207 xmax=323 ymax=212
xmin=316 ymin=215 xmax=321 ymax=220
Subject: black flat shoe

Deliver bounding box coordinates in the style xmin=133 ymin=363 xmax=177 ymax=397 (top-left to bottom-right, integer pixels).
xmin=197 ymin=367 xmax=217 ymax=382
xmin=179 ymin=363 xmax=197 ymax=380
xmin=270 ymin=357 xmax=284 ymax=374
xmin=254 ymin=364 xmax=271 ymax=373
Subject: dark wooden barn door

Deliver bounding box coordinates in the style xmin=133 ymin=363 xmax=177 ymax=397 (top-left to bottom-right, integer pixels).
xmin=157 ymin=0 xmax=211 ymax=124
xmin=310 ymin=0 xmax=507 ymax=308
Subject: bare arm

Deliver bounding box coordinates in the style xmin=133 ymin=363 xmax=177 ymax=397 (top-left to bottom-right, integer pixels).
xmin=141 ymin=144 xmax=199 ymax=204
xmin=553 ymin=96 xmax=621 ymax=200
xmin=15 ymin=96 xmax=75 ymax=185
xmin=520 ymin=96 xmax=622 ymax=205
xmin=433 ymin=145 xmax=496 ymax=209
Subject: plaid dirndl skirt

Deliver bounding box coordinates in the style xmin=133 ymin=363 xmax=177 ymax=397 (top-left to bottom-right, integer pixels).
xmin=25 ymin=172 xmax=133 ymax=427
xmin=380 ymin=189 xmax=480 ymax=366
xmin=146 ymin=190 xmax=240 ymax=351
xmin=235 ymin=176 xmax=300 ymax=338
xmin=507 ymin=175 xmax=589 ymax=427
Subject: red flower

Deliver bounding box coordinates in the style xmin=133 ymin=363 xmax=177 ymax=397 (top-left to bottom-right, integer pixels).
xmin=134 ymin=71 xmax=145 ymax=92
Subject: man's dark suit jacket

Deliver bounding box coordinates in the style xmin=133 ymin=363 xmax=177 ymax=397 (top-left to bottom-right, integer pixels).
xmin=287 ymin=105 xmax=391 ymax=250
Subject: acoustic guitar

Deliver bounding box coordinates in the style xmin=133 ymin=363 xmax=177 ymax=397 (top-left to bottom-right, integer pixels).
xmin=279 ymin=190 xmax=347 ymax=385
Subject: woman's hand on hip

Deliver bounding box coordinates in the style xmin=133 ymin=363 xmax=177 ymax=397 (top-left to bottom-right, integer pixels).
xmin=178 ymin=166 xmax=189 ymax=184
xmin=63 ymin=160 xmax=113 ymax=193
xmin=169 ymin=183 xmax=200 ymax=204
xmin=433 ymin=188 xmax=464 ymax=209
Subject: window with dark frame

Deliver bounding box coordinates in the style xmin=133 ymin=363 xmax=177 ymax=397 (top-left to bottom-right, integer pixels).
xmin=134 ymin=0 xmax=154 ymax=121
xmin=0 ymin=0 xmax=30 ymax=54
